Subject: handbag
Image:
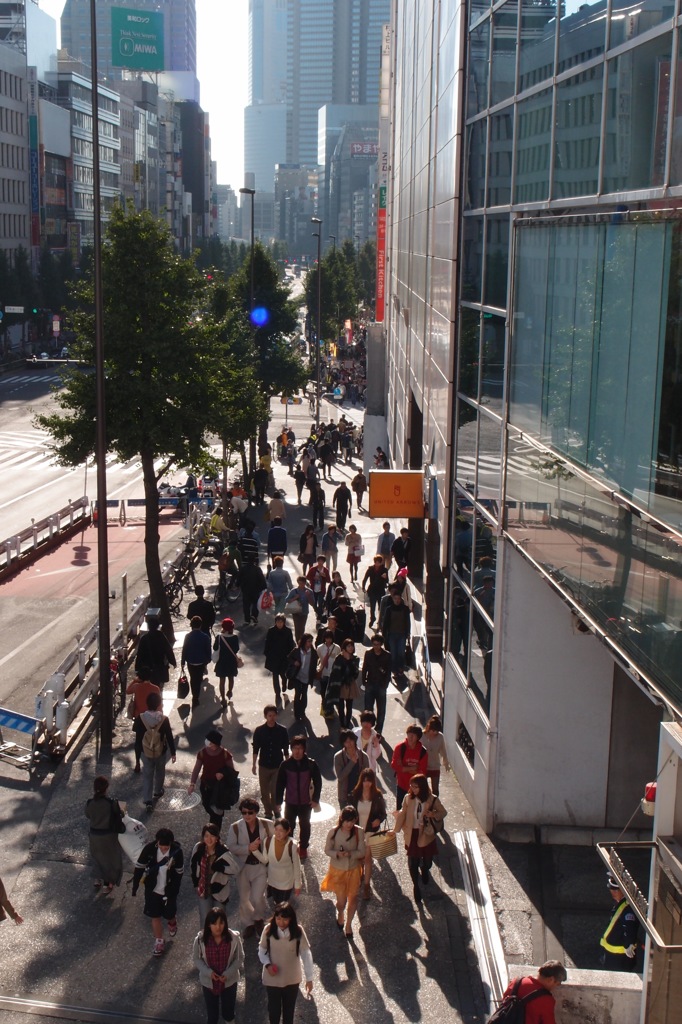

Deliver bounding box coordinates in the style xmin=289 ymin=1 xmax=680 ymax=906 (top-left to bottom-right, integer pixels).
xmin=109 ymin=799 xmax=126 ymax=835
xmin=177 ymin=674 xmax=189 ymax=700
xmin=288 ymin=599 xmax=303 ymax=615
xmin=366 ymin=829 xmax=398 ymax=859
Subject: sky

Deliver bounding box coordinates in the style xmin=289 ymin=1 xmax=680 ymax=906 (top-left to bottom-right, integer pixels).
xmin=38 ymin=0 xmax=249 ymax=190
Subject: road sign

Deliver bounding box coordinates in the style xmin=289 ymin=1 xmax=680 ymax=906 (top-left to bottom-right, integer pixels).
xmin=280 ymin=397 xmax=303 ymax=405
xmin=52 ymin=318 xmax=61 ymax=336
xmin=5 ymin=305 xmax=24 ymax=313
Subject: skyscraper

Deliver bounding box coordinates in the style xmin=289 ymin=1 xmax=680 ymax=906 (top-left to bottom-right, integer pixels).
xmin=286 ymin=0 xmax=390 ymax=167
xmin=244 ymin=0 xmax=390 ymax=192
xmin=60 ymin=0 xmax=197 ymax=78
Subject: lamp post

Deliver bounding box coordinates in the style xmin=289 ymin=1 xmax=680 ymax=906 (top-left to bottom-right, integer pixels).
xmin=239 ymin=187 xmax=256 ymax=474
xmin=89 ymin=0 xmax=112 ymax=748
xmin=239 ymin=187 xmax=256 ymax=313
xmin=311 ymin=216 xmax=322 ymax=428
xmin=329 ymin=234 xmax=336 ymax=253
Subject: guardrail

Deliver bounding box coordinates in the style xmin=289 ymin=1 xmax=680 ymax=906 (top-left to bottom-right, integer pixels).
xmin=31 ymin=543 xmax=196 ymax=759
xmin=0 ymin=497 xmax=90 ymax=580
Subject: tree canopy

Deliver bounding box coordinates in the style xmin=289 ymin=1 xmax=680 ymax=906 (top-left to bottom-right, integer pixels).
xmin=37 ymin=204 xmax=262 ymax=634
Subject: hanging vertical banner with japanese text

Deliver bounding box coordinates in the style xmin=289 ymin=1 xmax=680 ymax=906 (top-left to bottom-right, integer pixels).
xmin=375 ymin=24 xmax=391 ymax=323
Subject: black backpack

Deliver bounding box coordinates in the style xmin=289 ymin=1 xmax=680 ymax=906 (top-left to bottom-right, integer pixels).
xmin=488 ymin=979 xmax=551 ymax=1024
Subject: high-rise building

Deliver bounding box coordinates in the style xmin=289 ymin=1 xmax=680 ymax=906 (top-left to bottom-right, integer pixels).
xmin=249 ymin=0 xmax=287 ymax=106
xmin=384 ymin=3 xmax=682 ymax=1021
xmin=286 ymin=0 xmax=389 ymax=167
xmin=0 ymin=43 xmax=30 ymax=260
xmin=60 ymin=0 xmax=197 ymax=79
xmin=245 ymin=0 xmax=389 ymax=221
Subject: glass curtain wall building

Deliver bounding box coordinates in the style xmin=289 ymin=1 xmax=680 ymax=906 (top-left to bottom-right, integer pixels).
xmin=386 ymin=0 xmax=682 ymax=866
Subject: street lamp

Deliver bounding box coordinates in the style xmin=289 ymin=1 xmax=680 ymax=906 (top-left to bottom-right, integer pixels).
xmin=89 ymin=0 xmax=112 ymax=748
xmin=239 ymin=187 xmax=256 ymax=313
xmin=311 ymin=217 xmax=322 ymax=428
xmin=329 ymin=234 xmax=336 ymax=252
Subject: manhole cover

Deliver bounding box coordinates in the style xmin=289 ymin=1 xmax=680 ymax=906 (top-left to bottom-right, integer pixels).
xmin=164 ymin=789 xmax=201 ymax=811
xmin=310 ymin=801 xmax=337 ymax=823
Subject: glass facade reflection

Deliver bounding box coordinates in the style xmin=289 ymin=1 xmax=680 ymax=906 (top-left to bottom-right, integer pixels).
xmin=455 ymin=0 xmax=682 ymax=717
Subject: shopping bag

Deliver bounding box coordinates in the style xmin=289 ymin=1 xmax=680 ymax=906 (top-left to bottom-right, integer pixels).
xmin=366 ymin=829 xmax=398 ymax=859
xmin=177 ymin=674 xmax=189 ymax=699
xmin=118 ymin=814 xmax=148 ymax=865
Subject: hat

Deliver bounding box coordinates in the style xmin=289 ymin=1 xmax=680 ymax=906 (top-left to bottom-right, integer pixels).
xmin=206 ymin=730 xmax=223 ymax=746
xmin=606 ymin=874 xmax=622 ymax=891
xmin=397 ymin=567 xmax=409 ymax=579
xmin=221 ymin=617 xmax=234 ymax=630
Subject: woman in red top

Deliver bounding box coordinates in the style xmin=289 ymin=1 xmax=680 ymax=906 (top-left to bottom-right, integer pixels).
xmin=390 ymin=724 xmax=428 ymax=809
xmin=188 ymin=729 xmax=235 ymax=829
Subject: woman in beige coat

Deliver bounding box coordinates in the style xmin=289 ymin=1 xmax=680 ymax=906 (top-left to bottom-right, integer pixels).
xmin=394 ymin=773 xmax=446 ymax=904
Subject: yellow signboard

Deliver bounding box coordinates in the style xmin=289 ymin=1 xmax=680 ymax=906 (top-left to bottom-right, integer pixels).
xmin=368 ymin=470 xmax=424 ymax=519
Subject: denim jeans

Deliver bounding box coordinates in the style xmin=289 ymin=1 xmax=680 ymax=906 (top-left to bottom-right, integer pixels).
xmin=386 ymin=633 xmax=407 ymax=676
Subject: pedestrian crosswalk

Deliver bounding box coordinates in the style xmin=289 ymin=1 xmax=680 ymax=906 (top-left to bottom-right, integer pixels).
xmin=0 ymin=373 xmax=63 ymax=393
xmin=0 ymin=430 xmax=166 ymax=477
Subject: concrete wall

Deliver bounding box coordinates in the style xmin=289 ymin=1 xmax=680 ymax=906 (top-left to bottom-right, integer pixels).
xmin=513 ymin=966 xmax=642 ymax=1024
xmin=494 ymin=547 xmax=616 ymax=828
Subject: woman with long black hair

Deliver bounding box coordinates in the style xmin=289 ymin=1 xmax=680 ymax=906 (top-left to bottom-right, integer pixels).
xmin=320 ymin=806 xmax=366 ymax=937
xmin=349 ymin=768 xmax=387 ymax=900
xmin=258 ymin=902 xmax=314 ymax=1024
xmin=192 ymin=906 xmax=243 ymax=1024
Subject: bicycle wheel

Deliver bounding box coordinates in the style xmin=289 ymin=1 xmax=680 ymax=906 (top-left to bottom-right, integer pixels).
xmin=166 ymin=581 xmax=183 ymax=613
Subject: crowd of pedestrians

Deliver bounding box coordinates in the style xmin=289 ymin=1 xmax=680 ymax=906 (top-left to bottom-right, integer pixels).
xmin=75 ymin=411 xmax=461 ymax=1024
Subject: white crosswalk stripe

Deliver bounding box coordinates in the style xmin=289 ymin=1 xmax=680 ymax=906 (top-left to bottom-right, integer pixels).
xmin=1 ymin=374 xmax=62 ymax=384
xmin=0 ymin=431 xmax=170 ymax=478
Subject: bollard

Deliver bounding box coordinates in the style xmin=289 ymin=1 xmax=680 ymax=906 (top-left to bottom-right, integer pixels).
xmin=32 ymin=518 xmax=38 ymax=548
xmin=49 ymin=672 xmax=66 ymax=702
xmin=55 ymin=700 xmax=70 ymax=746
xmin=41 ymin=690 xmax=55 ymax=731
xmin=68 ymin=500 xmax=74 ymax=527
xmin=12 ymin=535 xmax=21 ymax=559
xmin=4 ymin=540 xmax=11 ymax=569
xmin=78 ymin=647 xmax=86 ymax=682
xmin=47 ymin=517 xmax=55 ymax=540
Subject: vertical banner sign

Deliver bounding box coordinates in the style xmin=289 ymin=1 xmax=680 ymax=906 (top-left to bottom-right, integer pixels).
xmin=111 ymin=7 xmax=165 ymax=72
xmin=376 ymin=187 xmax=387 ymax=322
xmin=376 ymin=24 xmax=391 ymax=323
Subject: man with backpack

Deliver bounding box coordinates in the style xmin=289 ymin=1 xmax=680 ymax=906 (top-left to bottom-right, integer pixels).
xmin=491 ymin=961 xmax=566 ymax=1024
xmin=140 ymin=692 xmax=176 ymax=813
xmin=226 ymin=797 xmax=274 ymax=937
xmin=132 ymin=827 xmax=184 ymax=958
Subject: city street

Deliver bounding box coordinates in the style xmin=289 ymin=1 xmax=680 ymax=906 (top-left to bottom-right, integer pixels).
xmin=0 ymin=398 xmax=488 ymax=1024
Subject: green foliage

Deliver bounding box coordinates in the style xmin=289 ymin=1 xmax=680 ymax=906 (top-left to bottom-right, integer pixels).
xmin=229 ymin=242 xmax=307 ymax=399
xmin=357 ymin=240 xmax=376 ymax=311
xmin=35 ymin=205 xmax=255 ymax=628
xmin=305 ymin=247 xmax=358 ymax=341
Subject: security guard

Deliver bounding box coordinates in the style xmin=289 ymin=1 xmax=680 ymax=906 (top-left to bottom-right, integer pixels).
xmin=600 ymin=874 xmax=639 ymax=970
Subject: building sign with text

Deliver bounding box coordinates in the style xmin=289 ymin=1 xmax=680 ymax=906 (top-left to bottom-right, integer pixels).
xmin=111 ymin=7 xmax=165 ymax=72
xmin=368 ymin=470 xmax=425 ymax=519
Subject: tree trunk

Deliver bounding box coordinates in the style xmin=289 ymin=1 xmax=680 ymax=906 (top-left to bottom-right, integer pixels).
xmin=141 ymin=450 xmax=174 ymax=644
xmin=239 ymin=441 xmax=249 ymax=489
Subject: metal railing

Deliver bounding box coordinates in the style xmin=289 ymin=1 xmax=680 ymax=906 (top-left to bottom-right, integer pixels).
xmin=1 ymin=497 xmax=90 ymax=577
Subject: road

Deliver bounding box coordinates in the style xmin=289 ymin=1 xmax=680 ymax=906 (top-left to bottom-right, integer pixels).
xmin=0 ymin=368 xmax=188 ymax=717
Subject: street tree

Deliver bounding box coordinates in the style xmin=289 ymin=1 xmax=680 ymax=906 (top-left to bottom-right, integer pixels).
xmin=36 ymin=205 xmax=228 ymax=639
xmin=229 ymin=242 xmax=307 ymax=451
xmin=305 ymin=247 xmax=358 ymax=342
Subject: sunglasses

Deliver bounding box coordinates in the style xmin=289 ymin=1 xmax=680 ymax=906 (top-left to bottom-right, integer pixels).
xmin=241 ymin=809 xmax=257 ymax=816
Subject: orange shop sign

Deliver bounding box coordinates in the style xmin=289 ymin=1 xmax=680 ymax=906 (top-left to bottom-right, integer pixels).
xmin=368 ymin=470 xmax=425 ymax=519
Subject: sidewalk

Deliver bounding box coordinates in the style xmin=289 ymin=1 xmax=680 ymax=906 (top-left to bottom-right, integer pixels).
xmin=0 ymin=401 xmax=487 ymax=1024
xmin=0 ymin=400 xmax=622 ymax=1024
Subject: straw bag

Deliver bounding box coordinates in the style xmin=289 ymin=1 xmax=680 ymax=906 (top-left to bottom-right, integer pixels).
xmin=366 ymin=829 xmax=397 ymax=860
